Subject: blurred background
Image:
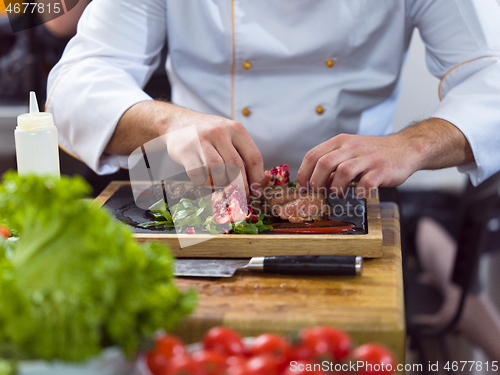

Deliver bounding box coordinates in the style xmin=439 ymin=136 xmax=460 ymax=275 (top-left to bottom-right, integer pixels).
xmin=1 ymin=2 xmax=500 ymax=373
xmin=392 ymin=28 xmax=500 ymax=374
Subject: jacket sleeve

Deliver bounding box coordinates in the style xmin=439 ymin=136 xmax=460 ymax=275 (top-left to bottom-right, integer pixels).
xmin=46 ymin=0 xmax=166 ymax=174
xmin=409 ymin=0 xmax=500 ymax=185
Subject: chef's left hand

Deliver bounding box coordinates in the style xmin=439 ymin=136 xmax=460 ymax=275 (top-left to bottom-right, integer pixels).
xmin=296 ymin=118 xmax=474 ymax=198
xmin=296 ymin=133 xmax=415 ymax=198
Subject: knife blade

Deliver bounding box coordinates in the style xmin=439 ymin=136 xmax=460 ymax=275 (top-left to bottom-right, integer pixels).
xmin=174 ymin=255 xmax=363 ymax=277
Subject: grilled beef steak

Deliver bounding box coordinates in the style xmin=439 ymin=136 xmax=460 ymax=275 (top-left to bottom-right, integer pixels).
xmin=273 ymin=195 xmax=331 ymax=223
xmin=250 ymin=186 xmax=331 ymax=223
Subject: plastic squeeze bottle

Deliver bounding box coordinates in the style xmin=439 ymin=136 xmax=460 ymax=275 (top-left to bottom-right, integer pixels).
xmin=15 ymin=91 xmax=60 ymax=178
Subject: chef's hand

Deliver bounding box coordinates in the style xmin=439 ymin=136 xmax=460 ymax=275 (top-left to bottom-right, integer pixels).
xmin=296 ymin=118 xmax=474 ymax=198
xmin=106 ymin=101 xmax=265 ymax=197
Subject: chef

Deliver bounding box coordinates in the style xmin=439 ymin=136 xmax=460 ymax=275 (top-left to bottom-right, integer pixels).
xmin=46 ymin=0 xmax=500 ymax=196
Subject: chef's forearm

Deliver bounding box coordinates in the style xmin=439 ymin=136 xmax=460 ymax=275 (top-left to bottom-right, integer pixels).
xmin=395 ymin=118 xmax=474 ymax=171
xmin=104 ymin=100 xmax=173 ymax=156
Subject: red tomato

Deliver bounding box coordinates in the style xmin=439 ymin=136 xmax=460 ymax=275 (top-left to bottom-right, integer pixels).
xmin=316 ymin=326 xmax=352 ymax=360
xmin=249 ymin=333 xmax=290 ymax=357
xmin=147 ymin=334 xmax=186 ymax=375
xmin=350 ymin=343 xmax=396 ymax=375
xmin=226 ymin=355 xmax=248 ymax=368
xmin=147 ymin=350 xmax=170 ymax=375
xmin=298 ymin=328 xmax=331 ymax=361
xmin=226 ymin=356 xmax=249 ymax=375
xmin=283 ymin=342 xmax=313 ymax=363
xmin=203 ymin=327 xmax=245 ymax=357
xmin=299 ymin=326 xmax=352 ymax=361
xmin=246 ymin=354 xmax=278 ymax=375
xmin=192 ymin=349 xmax=227 ymax=375
xmin=163 ymin=354 xmax=200 ymax=375
xmin=156 ymin=334 xmax=186 ymax=359
xmin=281 ymin=360 xmax=325 ymax=375
xmin=0 ymin=225 xmax=9 ymax=239
xmin=275 ymin=354 xmax=290 ymax=374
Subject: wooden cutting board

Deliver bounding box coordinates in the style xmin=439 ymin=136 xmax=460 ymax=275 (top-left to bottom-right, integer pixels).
xmin=95 ymin=181 xmax=383 ymax=258
xmin=171 ymin=203 xmax=405 ymax=369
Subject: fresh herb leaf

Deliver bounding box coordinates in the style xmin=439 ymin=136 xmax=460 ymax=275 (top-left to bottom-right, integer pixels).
xmin=231 ymin=220 xmax=258 ymax=234
xmin=230 ymin=215 xmax=273 ymax=234
xmin=145 ymin=197 xmax=273 ymax=235
xmin=148 ymin=199 xmax=173 ymax=223
xmin=138 ymin=221 xmax=175 ymax=230
xmin=202 ymin=215 xmax=225 ymax=235
xmin=287 ymin=181 xmax=297 ymax=190
xmin=142 ymin=200 xmax=175 ymax=229
xmin=170 ymin=198 xmax=213 ymax=232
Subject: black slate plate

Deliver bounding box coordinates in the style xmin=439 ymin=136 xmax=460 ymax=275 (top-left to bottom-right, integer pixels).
xmin=103 ymin=184 xmax=367 ymax=235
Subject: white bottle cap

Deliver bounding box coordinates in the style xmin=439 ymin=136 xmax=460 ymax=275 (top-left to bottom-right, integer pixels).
xmin=17 ymin=91 xmax=54 ymax=130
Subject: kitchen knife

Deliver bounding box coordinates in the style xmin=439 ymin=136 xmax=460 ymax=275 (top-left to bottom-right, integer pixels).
xmin=174 ymin=255 xmax=363 ymax=277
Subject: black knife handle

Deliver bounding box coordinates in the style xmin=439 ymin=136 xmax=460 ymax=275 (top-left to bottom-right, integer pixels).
xmin=262 ymin=255 xmax=362 ymax=276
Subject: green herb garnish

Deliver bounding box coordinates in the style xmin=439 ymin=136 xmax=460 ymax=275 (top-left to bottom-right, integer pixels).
xmin=231 ymin=214 xmax=273 ymax=234
xmin=142 ymin=199 xmax=273 ymax=235
xmin=138 ymin=199 xmax=175 ymax=230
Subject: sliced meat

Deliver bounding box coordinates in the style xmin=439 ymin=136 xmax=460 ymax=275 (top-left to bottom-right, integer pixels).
xmin=250 ymin=186 xmax=296 ymax=217
xmin=250 ymin=186 xmax=331 ymax=222
xmin=267 ymin=189 xmax=300 ymax=207
xmin=273 ymin=195 xmax=331 ymax=223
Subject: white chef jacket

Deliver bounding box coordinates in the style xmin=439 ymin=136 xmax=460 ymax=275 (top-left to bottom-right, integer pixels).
xmin=46 ymin=0 xmax=500 ymax=185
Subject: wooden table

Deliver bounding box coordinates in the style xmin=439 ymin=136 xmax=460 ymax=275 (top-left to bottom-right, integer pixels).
xmin=96 ymin=184 xmax=405 ymax=366
xmin=172 ymin=202 xmax=405 ymax=366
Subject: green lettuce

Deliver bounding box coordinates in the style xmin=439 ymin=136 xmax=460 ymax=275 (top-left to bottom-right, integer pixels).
xmin=0 ymin=172 xmax=196 ymax=362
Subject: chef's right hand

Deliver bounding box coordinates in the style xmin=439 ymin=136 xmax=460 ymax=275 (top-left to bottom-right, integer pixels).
xmin=165 ymin=106 xmax=265 ymax=196
xmin=107 ymin=101 xmax=265 ymax=197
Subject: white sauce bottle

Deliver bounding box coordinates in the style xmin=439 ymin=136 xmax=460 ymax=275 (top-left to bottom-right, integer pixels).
xmin=15 ymin=91 xmax=60 ymax=178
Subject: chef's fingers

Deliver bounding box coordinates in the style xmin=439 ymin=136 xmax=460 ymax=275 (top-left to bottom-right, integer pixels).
xmin=356 ymin=166 xmax=384 ymax=198
xmin=329 ymin=158 xmax=368 ymax=198
xmin=182 ymin=153 xmax=209 ymax=186
xmin=297 ymin=137 xmax=341 ymax=189
xmin=213 ymin=143 xmax=250 ymax=197
xmin=201 ymin=146 xmax=227 ymax=186
xmin=165 ymin=129 xmax=209 ymax=185
xmin=355 ymin=171 xmax=383 ymax=199
xmin=232 ymin=130 xmax=265 ymax=195
xmin=307 ymin=149 xmax=354 ymax=193
xmin=298 ymin=134 xmax=363 ymax=189
xmin=327 ymin=172 xmax=335 ymax=187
